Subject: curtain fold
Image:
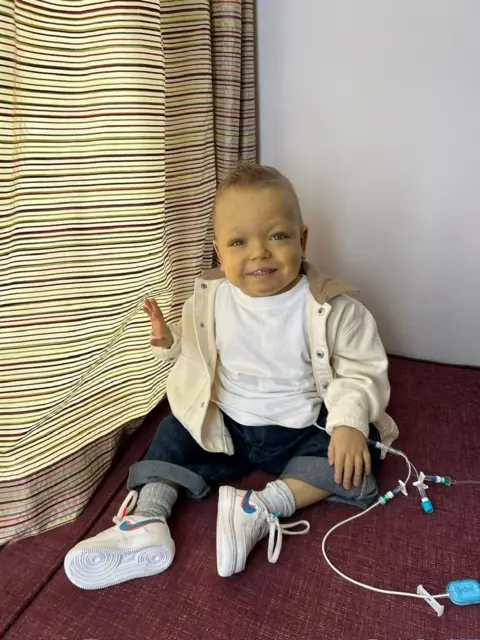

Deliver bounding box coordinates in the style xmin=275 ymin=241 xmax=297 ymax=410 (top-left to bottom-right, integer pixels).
xmin=0 ymin=0 xmax=255 ymax=544
xmin=211 ymin=0 xmax=256 ymax=178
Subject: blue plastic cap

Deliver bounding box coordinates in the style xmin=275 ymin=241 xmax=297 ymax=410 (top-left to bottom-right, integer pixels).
xmin=421 ymin=498 xmax=434 ymax=514
xmin=447 ymin=579 xmax=480 ymax=606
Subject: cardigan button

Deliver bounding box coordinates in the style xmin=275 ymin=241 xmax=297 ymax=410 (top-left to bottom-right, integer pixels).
xmin=316 ymin=350 xmax=325 ymax=359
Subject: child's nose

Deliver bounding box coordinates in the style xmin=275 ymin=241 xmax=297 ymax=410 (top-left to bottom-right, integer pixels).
xmin=249 ymin=242 xmax=271 ymax=260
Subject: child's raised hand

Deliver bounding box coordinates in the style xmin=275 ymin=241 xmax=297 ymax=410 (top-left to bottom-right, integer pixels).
xmin=143 ymin=298 xmax=173 ymax=348
xmin=328 ymin=426 xmax=371 ymax=490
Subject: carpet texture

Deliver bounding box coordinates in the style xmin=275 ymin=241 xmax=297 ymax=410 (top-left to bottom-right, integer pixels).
xmin=1 ymin=358 xmax=479 ymax=640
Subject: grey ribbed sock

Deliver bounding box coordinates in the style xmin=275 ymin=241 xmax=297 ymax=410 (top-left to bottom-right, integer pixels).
xmin=133 ymin=482 xmax=178 ymax=520
xmin=256 ymin=480 xmax=296 ymax=518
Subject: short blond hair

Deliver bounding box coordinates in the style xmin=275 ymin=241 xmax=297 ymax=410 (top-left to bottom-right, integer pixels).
xmin=214 ymin=161 xmax=303 ymax=224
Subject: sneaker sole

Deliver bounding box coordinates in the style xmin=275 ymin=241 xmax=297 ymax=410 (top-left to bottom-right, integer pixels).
xmin=64 ymin=541 xmax=175 ymax=590
xmin=216 ymin=486 xmax=238 ymax=578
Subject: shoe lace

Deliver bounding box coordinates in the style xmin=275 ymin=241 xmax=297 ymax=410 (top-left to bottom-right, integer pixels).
xmin=112 ymin=490 xmax=138 ymax=525
xmin=267 ymin=514 xmax=310 ymax=564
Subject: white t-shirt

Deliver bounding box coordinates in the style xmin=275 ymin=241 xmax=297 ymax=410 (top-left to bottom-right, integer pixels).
xmin=213 ymin=276 xmax=321 ymax=428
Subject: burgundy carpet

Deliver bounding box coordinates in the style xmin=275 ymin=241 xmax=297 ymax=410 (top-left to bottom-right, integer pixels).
xmin=1 ymin=358 xmax=479 ymax=640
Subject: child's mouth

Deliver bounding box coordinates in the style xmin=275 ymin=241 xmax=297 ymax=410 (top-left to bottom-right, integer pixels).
xmin=248 ymin=268 xmax=277 ymax=278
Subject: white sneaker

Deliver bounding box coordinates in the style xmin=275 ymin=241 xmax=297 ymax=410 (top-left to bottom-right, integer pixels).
xmin=216 ymin=486 xmax=310 ymax=578
xmin=64 ymin=491 xmax=175 ymax=590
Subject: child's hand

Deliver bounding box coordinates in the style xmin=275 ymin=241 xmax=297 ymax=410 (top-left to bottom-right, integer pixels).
xmin=328 ymin=426 xmax=371 ymax=490
xmin=143 ymin=298 xmax=173 ymax=348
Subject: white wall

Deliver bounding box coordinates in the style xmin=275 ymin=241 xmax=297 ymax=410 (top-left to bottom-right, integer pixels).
xmin=257 ymin=0 xmax=480 ymax=365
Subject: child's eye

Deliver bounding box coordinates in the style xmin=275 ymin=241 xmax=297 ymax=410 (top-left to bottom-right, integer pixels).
xmin=229 ymin=239 xmax=245 ymax=247
xmin=271 ymin=233 xmax=288 ymax=240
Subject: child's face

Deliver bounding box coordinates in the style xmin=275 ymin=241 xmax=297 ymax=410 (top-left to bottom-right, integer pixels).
xmin=213 ymin=186 xmax=308 ymax=297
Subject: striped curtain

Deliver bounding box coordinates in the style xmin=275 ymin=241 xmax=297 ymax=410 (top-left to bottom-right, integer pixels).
xmin=0 ymin=0 xmax=255 ymax=544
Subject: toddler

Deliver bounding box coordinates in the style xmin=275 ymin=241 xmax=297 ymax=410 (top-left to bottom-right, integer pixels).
xmin=64 ymin=163 xmax=398 ymax=589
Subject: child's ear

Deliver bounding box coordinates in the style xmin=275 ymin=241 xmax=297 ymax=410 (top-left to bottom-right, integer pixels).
xmin=213 ymin=240 xmax=222 ymax=268
xmin=300 ymin=225 xmax=308 ymax=259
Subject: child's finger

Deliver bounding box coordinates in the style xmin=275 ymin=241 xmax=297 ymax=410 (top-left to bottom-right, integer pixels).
xmin=334 ymin=453 xmax=345 ymax=485
xmin=353 ymin=454 xmax=364 ymax=487
xmin=363 ymin=449 xmax=372 ymax=476
xmin=342 ymin=455 xmax=354 ymax=490
xmin=328 ymin=442 xmax=335 ymax=466
xmin=150 ymin=298 xmax=161 ymax=312
xmin=150 ymin=300 xmax=165 ymax=321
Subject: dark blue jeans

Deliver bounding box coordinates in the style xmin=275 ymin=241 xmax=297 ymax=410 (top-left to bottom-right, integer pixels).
xmin=127 ymin=405 xmax=382 ymax=509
